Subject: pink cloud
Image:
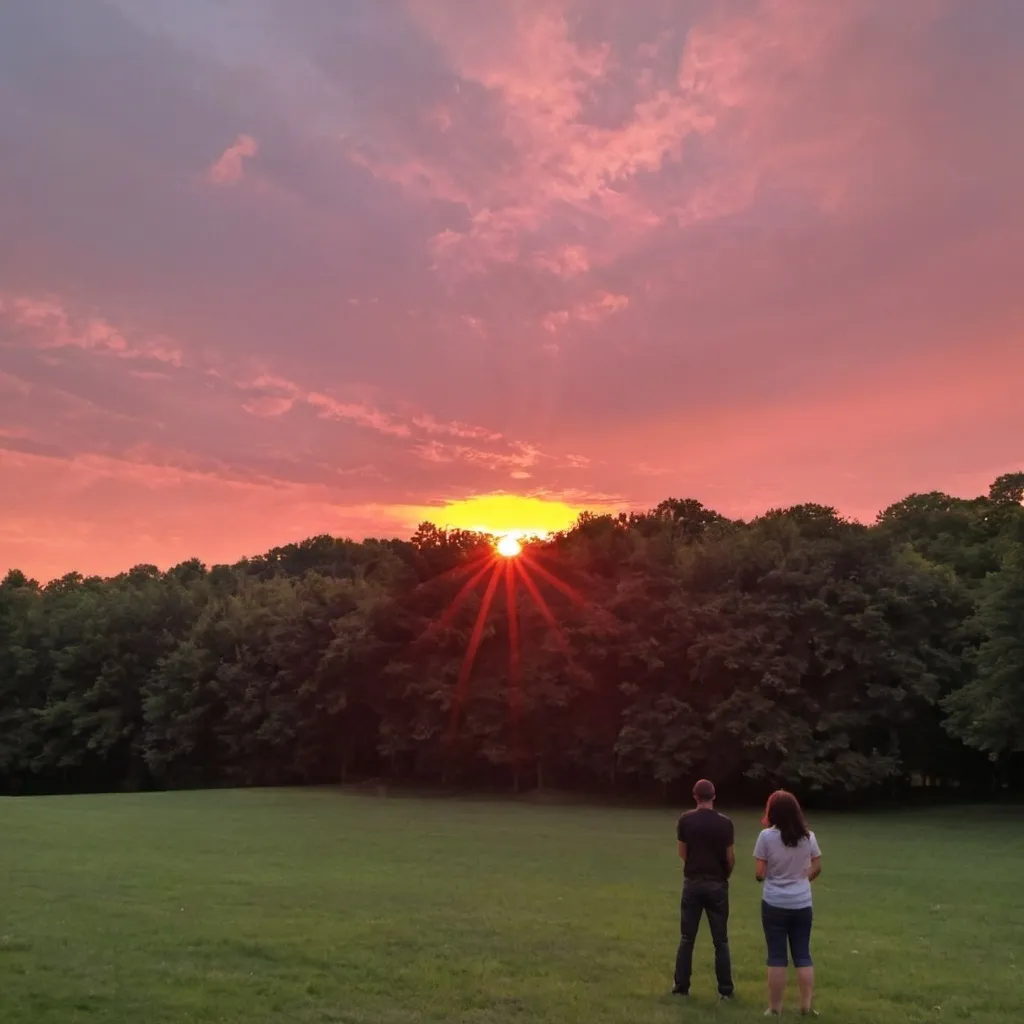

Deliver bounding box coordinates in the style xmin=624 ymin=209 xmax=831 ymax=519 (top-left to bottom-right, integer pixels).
xmin=355 ymin=0 xmax=962 ymax=279
xmin=376 ymin=4 xmax=714 ymax=271
xmin=411 ymin=413 xmax=504 ymax=442
xmin=578 ymin=292 xmax=629 ymax=322
xmin=533 ymin=244 xmax=591 ymax=278
xmin=541 ymin=309 xmax=570 ymax=333
xmin=0 ymin=370 xmax=31 ymax=396
xmin=241 ymin=394 xmax=295 ymax=418
xmin=235 ymin=374 xmax=550 ymax=470
xmin=0 ymin=293 xmax=184 ymax=365
xmin=542 ymin=290 xmax=629 ymax=332
xmin=207 ymin=134 xmax=258 ymax=186
xmin=665 ymin=0 xmax=957 ymax=220
xmin=239 ymin=374 xmax=411 ymax=437
xmin=412 ymin=438 xmax=542 ymax=475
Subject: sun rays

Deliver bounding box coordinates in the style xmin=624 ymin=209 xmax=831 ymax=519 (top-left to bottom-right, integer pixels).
xmin=427 ymin=534 xmax=585 ymax=742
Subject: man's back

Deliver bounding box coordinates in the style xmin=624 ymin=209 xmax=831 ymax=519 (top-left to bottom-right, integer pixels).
xmin=673 ymin=781 xmax=735 ymax=998
xmin=677 ymin=808 xmax=734 ymax=882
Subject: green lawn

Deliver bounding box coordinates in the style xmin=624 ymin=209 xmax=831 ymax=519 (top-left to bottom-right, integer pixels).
xmin=2 ymin=790 xmax=1021 ymax=1022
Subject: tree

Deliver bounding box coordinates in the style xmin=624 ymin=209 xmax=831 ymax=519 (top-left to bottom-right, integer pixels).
xmin=989 ymin=473 xmax=1024 ymax=507
xmin=1 ymin=476 xmax=1022 ymax=798
xmin=943 ymin=525 xmax=1024 ymax=757
xmin=680 ymin=517 xmax=971 ymax=792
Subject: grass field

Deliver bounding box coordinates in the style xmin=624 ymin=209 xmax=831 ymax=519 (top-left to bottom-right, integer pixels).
xmin=3 ymin=789 xmax=1022 ymax=1023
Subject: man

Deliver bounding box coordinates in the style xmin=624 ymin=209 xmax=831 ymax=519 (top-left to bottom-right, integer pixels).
xmin=673 ymin=778 xmax=735 ymax=999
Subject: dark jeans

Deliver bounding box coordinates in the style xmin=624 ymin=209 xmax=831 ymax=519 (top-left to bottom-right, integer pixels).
xmin=761 ymin=901 xmax=813 ymax=968
xmin=674 ymin=878 xmax=734 ymax=996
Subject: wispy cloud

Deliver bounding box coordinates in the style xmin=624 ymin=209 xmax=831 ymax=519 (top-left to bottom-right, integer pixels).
xmin=371 ymin=3 xmax=712 ymax=272
xmin=238 ymin=373 xmax=411 ymax=437
xmin=350 ymin=0 xmax=969 ymax=279
xmin=207 ymin=133 xmax=258 ymax=185
xmin=532 ymin=244 xmax=591 ymax=278
xmin=411 ymin=413 xmax=503 ymax=442
xmin=542 ymin=291 xmax=629 ymax=333
xmin=412 ymin=438 xmax=541 ymax=473
xmin=0 ymin=293 xmax=183 ymax=365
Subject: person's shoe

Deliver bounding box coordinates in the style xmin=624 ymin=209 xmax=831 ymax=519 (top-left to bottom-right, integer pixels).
xmin=800 ymin=1010 xmax=819 ymax=1016
xmin=671 ymin=986 xmax=689 ymax=996
xmin=719 ymin=993 xmax=734 ymax=1001
xmin=764 ymin=1011 xmax=781 ymax=1017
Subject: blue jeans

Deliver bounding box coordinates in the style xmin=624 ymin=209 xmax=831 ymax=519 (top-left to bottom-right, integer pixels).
xmin=674 ymin=879 xmax=734 ymax=996
xmin=761 ymin=901 xmax=813 ymax=968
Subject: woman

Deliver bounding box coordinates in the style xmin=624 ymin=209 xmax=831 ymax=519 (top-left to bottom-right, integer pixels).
xmin=754 ymin=790 xmax=822 ymax=1017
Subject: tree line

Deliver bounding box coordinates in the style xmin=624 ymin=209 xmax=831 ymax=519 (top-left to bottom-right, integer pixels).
xmin=2 ymin=474 xmax=1023 ymax=800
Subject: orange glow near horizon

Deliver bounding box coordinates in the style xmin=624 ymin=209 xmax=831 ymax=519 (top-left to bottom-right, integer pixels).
xmin=432 ymin=494 xmax=586 ymax=540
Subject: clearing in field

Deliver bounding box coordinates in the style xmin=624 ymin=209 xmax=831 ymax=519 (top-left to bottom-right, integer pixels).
xmin=2 ymin=790 xmax=1021 ymax=1023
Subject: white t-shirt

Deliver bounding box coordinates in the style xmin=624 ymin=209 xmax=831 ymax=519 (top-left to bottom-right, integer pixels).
xmin=753 ymin=827 xmax=821 ymax=909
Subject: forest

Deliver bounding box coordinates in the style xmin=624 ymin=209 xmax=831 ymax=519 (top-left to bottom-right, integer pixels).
xmin=2 ymin=474 xmax=1022 ymax=801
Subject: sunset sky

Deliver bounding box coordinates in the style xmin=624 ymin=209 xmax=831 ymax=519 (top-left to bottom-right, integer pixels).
xmin=2 ymin=0 xmax=1023 ymax=582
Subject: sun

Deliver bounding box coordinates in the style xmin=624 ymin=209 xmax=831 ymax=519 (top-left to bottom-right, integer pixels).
xmin=420 ymin=515 xmax=589 ymax=750
xmin=496 ymin=535 xmax=522 ymax=558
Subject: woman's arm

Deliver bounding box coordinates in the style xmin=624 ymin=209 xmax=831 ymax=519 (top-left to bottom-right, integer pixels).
xmin=753 ymin=829 xmax=769 ymax=881
xmin=807 ymin=856 xmax=822 ymax=882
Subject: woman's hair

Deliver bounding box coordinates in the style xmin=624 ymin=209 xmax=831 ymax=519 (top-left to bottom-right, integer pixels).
xmin=762 ymin=790 xmax=810 ymax=848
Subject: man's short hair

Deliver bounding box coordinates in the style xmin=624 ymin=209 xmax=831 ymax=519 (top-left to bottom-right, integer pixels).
xmin=693 ymin=779 xmax=716 ymax=802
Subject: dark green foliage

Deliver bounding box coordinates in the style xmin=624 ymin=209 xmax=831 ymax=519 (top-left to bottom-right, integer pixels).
xmin=1 ymin=476 xmax=1022 ymax=797
xmin=943 ymin=518 xmax=1024 ymax=756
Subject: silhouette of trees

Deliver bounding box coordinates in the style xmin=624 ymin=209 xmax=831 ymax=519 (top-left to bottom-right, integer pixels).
xmin=1 ymin=475 xmax=1021 ymax=798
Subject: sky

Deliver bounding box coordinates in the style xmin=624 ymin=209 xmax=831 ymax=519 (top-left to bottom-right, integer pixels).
xmin=1 ymin=0 xmax=1023 ymax=582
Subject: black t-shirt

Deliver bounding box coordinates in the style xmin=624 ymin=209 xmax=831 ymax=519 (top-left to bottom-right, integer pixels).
xmin=676 ymin=808 xmax=735 ymax=882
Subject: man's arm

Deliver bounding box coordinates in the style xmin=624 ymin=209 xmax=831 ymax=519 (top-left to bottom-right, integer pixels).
xmin=723 ymin=818 xmax=736 ymax=878
xmin=676 ymin=815 xmax=687 ymax=861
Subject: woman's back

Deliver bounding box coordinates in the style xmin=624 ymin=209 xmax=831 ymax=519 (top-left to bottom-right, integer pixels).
xmin=754 ymin=791 xmax=822 ymax=1016
xmin=754 ymin=828 xmax=820 ymax=909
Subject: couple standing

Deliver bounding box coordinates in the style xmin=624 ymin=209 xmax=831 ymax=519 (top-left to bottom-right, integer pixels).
xmin=672 ymin=779 xmax=822 ymax=1016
